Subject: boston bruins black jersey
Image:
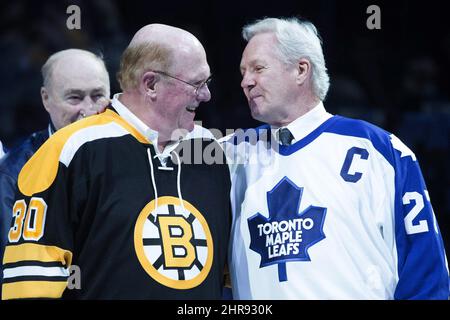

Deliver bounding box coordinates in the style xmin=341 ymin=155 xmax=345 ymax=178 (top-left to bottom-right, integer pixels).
xmin=2 ymin=109 xmax=231 ymax=299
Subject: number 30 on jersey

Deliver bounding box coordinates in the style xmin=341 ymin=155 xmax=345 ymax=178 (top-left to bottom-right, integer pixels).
xmin=8 ymin=197 xmax=47 ymax=243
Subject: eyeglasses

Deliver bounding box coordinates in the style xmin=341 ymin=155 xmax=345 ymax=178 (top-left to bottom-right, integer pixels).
xmin=153 ymin=70 xmax=212 ymax=95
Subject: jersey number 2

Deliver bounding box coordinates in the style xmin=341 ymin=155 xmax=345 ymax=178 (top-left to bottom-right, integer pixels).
xmin=403 ymin=192 xmax=428 ymax=235
xmin=8 ymin=198 xmax=47 ymax=243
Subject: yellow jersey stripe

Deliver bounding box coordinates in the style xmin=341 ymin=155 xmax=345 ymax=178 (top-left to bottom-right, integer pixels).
xmin=18 ymin=109 xmax=150 ymax=196
xmin=2 ymin=280 xmax=67 ymax=300
xmin=102 ymin=109 xmax=149 ymax=144
xmin=3 ymin=243 xmax=72 ymax=266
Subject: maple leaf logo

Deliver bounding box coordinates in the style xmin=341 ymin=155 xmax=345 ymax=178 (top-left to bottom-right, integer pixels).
xmin=248 ymin=177 xmax=327 ymax=282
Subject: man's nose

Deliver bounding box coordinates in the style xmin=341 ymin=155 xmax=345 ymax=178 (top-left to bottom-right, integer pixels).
xmin=197 ymin=85 xmax=211 ymax=102
xmin=241 ymin=72 xmax=255 ymax=89
xmin=80 ymin=97 xmax=104 ymax=115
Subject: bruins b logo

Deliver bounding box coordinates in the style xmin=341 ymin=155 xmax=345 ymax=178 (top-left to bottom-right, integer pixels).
xmin=134 ymin=196 xmax=213 ymax=289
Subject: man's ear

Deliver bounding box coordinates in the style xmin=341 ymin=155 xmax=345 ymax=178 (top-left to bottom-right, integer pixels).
xmin=140 ymin=71 xmax=158 ymax=98
xmin=41 ymin=87 xmax=51 ymax=113
xmin=296 ymin=58 xmax=311 ymax=85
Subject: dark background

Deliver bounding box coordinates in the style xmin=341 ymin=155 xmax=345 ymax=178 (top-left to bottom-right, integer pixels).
xmin=0 ymin=0 xmax=449 ymax=251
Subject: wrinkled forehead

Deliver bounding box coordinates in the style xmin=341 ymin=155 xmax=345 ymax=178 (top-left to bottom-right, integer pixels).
xmin=49 ymin=59 xmax=110 ymax=94
xmin=240 ymin=32 xmax=279 ymax=66
xmin=170 ymin=43 xmax=210 ymax=79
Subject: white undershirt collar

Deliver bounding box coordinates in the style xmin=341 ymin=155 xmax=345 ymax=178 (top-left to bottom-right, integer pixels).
xmin=271 ymin=101 xmax=333 ymax=145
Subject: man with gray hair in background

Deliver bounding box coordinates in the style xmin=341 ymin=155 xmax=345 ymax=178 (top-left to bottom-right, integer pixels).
xmin=225 ymin=17 xmax=449 ymax=299
xmin=0 ymin=49 xmax=110 ymax=296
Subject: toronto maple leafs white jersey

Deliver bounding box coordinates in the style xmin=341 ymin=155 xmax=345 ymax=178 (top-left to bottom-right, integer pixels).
xmin=224 ymin=105 xmax=449 ymax=300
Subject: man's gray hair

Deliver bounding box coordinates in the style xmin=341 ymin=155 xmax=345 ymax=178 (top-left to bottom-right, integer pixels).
xmin=242 ymin=17 xmax=330 ymax=101
xmin=41 ymin=49 xmax=107 ymax=88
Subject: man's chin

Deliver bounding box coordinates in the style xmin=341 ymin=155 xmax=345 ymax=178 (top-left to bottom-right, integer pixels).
xmin=250 ymin=108 xmax=265 ymax=123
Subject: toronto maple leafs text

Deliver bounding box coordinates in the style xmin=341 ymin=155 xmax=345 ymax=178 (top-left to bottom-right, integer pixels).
xmin=257 ymin=218 xmax=314 ymax=258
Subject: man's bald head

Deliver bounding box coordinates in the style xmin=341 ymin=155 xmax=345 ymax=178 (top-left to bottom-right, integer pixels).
xmin=40 ymin=49 xmax=110 ymax=130
xmin=117 ymin=24 xmax=206 ymax=91
xmin=129 ymin=24 xmax=202 ymax=52
xmin=42 ymin=49 xmax=109 ymax=90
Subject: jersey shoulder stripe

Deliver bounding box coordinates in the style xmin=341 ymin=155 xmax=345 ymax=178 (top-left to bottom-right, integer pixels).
xmin=18 ymin=109 xmax=149 ymax=196
xmin=323 ymin=115 xmax=397 ymax=166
